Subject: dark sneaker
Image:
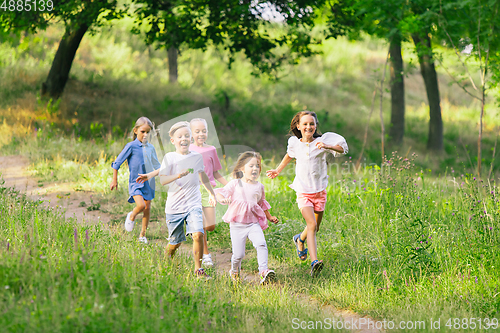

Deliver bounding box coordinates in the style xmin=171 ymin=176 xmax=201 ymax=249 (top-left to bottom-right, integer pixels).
xmin=310 ymin=260 xmax=324 ymax=278
xmin=195 ymin=268 xmax=212 ymax=280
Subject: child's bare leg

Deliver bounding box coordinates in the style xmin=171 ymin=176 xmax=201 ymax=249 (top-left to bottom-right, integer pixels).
xmin=299 ymin=210 xmax=324 ymax=241
xmin=131 ymin=195 xmax=146 ymax=220
xmin=192 ymin=232 xmax=204 ymax=270
xmin=202 ymin=207 xmax=216 ymax=255
xmin=140 ymin=200 xmax=151 ymax=238
xmin=299 ymin=207 xmax=322 ymax=262
xmin=166 ymin=243 xmax=181 ymax=259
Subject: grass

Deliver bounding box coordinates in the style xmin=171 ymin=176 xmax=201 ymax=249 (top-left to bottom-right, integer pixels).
xmin=4 ymin=138 xmax=500 ymax=330
xmin=0 ymin=184 xmax=335 ymax=333
xmin=1 ymin=13 xmax=500 ymax=332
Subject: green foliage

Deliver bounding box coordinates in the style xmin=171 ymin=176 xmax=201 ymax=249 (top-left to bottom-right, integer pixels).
xmin=132 ymin=0 xmax=325 ymax=77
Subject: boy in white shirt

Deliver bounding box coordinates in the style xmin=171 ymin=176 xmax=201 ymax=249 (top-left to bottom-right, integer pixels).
xmin=158 ymin=121 xmax=217 ymax=279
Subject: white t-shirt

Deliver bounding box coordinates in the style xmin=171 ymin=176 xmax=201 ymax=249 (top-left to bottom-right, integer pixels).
xmin=287 ymin=132 xmax=348 ymax=194
xmin=159 ymin=151 xmax=205 ymax=214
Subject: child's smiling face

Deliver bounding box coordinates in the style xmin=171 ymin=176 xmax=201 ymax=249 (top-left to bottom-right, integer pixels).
xmin=134 ymin=124 xmax=151 ymax=143
xmin=242 ymin=157 xmax=261 ymax=182
xmin=297 ymin=114 xmax=316 ymax=141
xmin=171 ymin=127 xmax=191 ymax=154
xmin=191 ymin=121 xmax=207 ymax=146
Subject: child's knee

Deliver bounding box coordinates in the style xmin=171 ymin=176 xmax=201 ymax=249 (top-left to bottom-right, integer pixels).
xmin=136 ymin=202 xmax=146 ymax=211
xmin=253 ymin=240 xmax=267 ymax=250
xmin=191 ymin=232 xmax=203 ymax=242
xmin=232 ymin=253 xmax=245 ymax=262
xmin=204 ymin=224 xmax=215 ymax=232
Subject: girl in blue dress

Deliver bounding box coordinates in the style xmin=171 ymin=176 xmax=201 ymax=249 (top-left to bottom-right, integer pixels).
xmin=110 ymin=117 xmax=162 ymax=244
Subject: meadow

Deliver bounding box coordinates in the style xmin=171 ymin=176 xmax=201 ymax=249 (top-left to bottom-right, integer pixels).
xmin=1 ymin=15 xmax=500 ymax=332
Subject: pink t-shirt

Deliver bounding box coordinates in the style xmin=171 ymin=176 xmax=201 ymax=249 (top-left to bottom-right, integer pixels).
xmin=215 ymin=179 xmax=271 ymax=230
xmin=189 ymin=144 xmax=222 ymax=186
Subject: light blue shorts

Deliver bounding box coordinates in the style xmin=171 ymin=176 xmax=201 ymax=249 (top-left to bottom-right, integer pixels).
xmin=166 ymin=207 xmax=204 ymax=245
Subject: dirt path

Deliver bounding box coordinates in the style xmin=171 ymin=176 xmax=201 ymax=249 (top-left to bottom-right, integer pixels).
xmin=1 ymin=155 xmax=382 ymax=332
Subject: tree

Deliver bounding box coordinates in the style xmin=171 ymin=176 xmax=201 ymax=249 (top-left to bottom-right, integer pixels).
xmin=131 ymin=0 xmax=325 ymax=79
xmin=435 ymin=0 xmax=500 ymax=175
xmin=327 ymin=0 xmax=409 ymax=146
xmin=407 ymin=0 xmax=444 ymax=151
xmin=1 ymin=0 xmax=125 ymax=98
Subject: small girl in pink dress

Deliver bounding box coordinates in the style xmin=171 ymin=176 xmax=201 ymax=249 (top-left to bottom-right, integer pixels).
xmin=215 ymin=151 xmax=279 ymax=284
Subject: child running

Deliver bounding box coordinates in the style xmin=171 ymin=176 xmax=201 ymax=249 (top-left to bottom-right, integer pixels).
xmin=189 ymin=118 xmax=228 ymax=267
xmin=158 ymin=121 xmax=216 ymax=279
xmin=110 ymin=117 xmax=161 ymax=244
xmin=266 ymin=111 xmax=348 ymax=277
xmin=215 ymin=151 xmax=279 ymax=285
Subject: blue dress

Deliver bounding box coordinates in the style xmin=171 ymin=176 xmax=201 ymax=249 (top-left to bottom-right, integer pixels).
xmin=111 ymin=138 xmax=162 ymax=203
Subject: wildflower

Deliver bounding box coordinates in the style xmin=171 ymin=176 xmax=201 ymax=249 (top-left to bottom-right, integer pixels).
xmin=452 ymin=213 xmax=455 ymax=216
xmin=473 ymin=177 xmax=476 ymax=180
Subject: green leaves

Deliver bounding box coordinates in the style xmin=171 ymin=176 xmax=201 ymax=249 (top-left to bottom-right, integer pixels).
xmin=131 ymin=0 xmax=325 ymax=77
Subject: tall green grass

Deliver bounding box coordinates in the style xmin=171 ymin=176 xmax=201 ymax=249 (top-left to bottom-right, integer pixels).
xmin=0 ymin=184 xmax=337 ymax=332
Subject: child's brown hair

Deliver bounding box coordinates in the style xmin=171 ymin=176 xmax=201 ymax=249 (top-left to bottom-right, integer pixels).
xmin=289 ymin=111 xmax=322 ymax=139
xmin=232 ymin=151 xmax=262 ymax=179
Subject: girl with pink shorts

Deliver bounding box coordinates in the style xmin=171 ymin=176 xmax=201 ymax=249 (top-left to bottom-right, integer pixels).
xmin=267 ymin=111 xmax=348 ymax=277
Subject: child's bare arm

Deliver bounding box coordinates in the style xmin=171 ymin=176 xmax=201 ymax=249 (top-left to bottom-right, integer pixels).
xmin=160 ymin=170 xmax=189 ymax=185
xmin=213 ymin=170 xmax=228 ymax=186
xmin=137 ymin=169 xmax=160 ymax=183
xmin=315 ymin=142 xmax=345 ymax=153
xmin=199 ymin=171 xmax=216 ymax=206
xmin=264 ymin=210 xmax=279 ymax=224
xmin=266 ymin=154 xmax=293 ymax=179
xmin=110 ymin=169 xmax=119 ymax=190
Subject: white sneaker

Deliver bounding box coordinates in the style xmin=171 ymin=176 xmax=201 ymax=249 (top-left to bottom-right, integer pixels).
xmin=260 ymin=269 xmax=276 ymax=285
xmin=202 ymin=253 xmax=214 ymax=267
xmin=124 ymin=212 xmax=135 ymax=232
xmin=138 ymin=236 xmax=148 ymax=244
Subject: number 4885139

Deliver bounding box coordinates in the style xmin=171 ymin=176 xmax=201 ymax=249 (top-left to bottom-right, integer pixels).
xmin=0 ymin=0 xmax=54 ymax=11
xmin=445 ymin=318 xmax=499 ymax=330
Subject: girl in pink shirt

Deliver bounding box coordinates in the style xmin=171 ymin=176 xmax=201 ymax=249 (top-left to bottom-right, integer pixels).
xmin=267 ymin=111 xmax=348 ymax=277
xmin=189 ymin=118 xmax=228 ymax=267
xmin=215 ymin=151 xmax=279 ymax=284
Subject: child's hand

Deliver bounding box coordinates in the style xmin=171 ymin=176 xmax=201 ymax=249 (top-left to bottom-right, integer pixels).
xmin=208 ymin=194 xmax=217 ymax=207
xmin=315 ymin=141 xmax=328 ymax=149
xmin=110 ymin=180 xmax=118 ymax=191
xmin=268 ymin=216 xmax=279 ymax=224
xmin=266 ymin=169 xmax=280 ymax=179
xmin=136 ymin=173 xmax=149 ymax=184
xmin=218 ymin=197 xmax=232 ymax=204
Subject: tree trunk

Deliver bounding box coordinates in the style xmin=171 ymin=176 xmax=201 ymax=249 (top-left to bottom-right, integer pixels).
xmin=412 ymin=33 xmax=443 ymax=151
xmin=389 ymin=35 xmax=405 ymax=145
xmin=41 ymin=23 xmax=89 ymax=99
xmin=168 ymin=46 xmax=178 ymax=83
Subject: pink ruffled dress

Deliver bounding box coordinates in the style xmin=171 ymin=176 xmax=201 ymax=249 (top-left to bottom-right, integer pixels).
xmin=215 ymin=179 xmax=271 ymax=230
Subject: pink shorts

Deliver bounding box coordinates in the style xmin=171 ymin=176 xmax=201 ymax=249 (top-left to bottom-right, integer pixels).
xmin=296 ymin=190 xmax=327 ymax=212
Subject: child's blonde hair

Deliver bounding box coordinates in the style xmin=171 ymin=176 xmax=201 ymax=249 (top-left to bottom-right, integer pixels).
xmin=190 ymin=118 xmax=208 ymax=129
xmin=232 ymin=151 xmax=262 ymax=179
xmin=169 ymin=121 xmax=191 ymax=137
xmin=132 ymin=117 xmax=154 ymax=140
